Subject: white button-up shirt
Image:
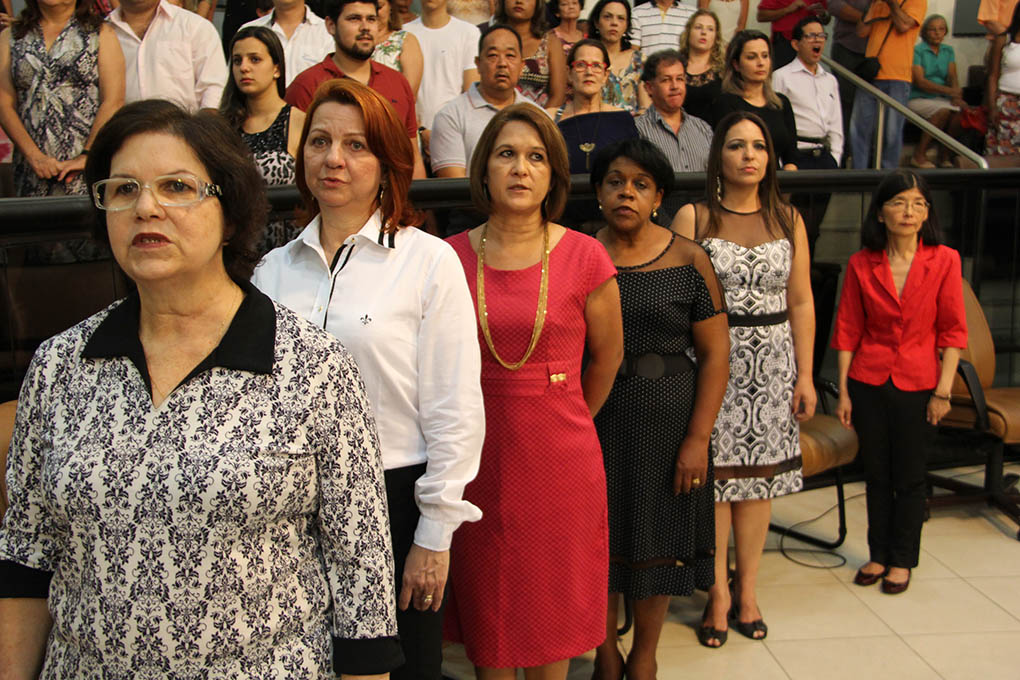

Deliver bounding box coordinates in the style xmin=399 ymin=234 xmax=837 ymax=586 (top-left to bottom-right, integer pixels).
xmin=108 ymin=1 xmax=228 ymax=111
xmin=772 ymin=57 xmax=844 ymax=165
xmin=239 ymin=8 xmax=334 ymax=86
xmin=252 ymin=212 xmax=485 ymax=551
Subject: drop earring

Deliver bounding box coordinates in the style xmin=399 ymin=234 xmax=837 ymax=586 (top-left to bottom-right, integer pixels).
xmin=715 ymin=177 xmax=723 ymax=201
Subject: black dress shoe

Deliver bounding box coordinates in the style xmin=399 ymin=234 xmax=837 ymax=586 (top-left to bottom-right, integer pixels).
xmin=854 ymin=566 xmax=888 ymax=586
xmin=882 ymin=570 xmax=911 ymax=594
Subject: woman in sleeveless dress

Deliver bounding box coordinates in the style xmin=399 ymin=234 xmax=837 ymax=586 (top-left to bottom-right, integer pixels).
xmin=0 ymin=0 xmax=123 ymax=197
xmin=497 ymin=0 xmax=566 ymax=108
xmin=220 ymin=26 xmax=306 ymax=254
xmin=672 ymin=111 xmax=815 ymax=648
xmin=588 ymin=0 xmax=649 ymax=115
xmin=591 ymin=138 xmax=729 ymax=679
xmin=373 ymin=0 xmax=423 ymax=96
xmin=444 ymin=104 xmax=623 ymax=678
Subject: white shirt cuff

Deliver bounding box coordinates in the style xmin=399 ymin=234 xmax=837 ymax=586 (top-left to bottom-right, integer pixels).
xmin=412 ymin=516 xmax=459 ymax=552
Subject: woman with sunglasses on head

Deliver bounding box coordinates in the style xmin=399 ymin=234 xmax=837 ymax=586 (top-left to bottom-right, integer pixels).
xmin=0 ymin=99 xmax=401 ymax=678
xmin=588 ymin=0 xmax=650 ymax=115
xmin=672 ymin=111 xmax=815 ymax=648
xmin=833 ymin=169 xmax=967 ymax=595
xmin=549 ymin=39 xmax=638 ymax=175
xmin=220 ymin=25 xmax=306 ymax=254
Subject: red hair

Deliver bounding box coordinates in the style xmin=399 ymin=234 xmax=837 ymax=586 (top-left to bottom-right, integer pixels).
xmin=295 ymin=78 xmax=422 ymax=231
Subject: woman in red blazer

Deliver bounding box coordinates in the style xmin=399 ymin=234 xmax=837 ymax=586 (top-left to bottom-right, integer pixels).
xmin=832 ymin=169 xmax=967 ymax=595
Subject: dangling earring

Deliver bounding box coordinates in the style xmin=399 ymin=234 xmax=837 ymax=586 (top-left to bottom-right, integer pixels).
xmin=652 ymin=208 xmax=659 ymax=219
xmin=716 ymin=177 xmax=723 ymax=201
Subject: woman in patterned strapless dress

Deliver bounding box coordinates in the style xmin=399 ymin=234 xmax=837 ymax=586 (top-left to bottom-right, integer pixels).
xmin=672 ymin=111 xmax=816 ymax=648
xmin=220 ymin=26 xmax=306 ymax=254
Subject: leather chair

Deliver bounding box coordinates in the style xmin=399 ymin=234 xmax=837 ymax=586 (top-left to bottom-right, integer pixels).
xmin=0 ymin=400 xmax=18 ymax=523
xmin=928 ymin=280 xmax=1020 ymax=538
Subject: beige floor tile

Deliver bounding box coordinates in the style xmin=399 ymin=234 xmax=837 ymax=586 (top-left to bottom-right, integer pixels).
xmin=766 ymin=636 xmax=941 ymax=680
xmin=922 ymin=530 xmax=1020 ymax=577
xmin=752 ymin=583 xmax=893 ymax=641
xmin=967 ymin=576 xmax=1020 ymax=621
xmin=652 ymin=643 xmax=791 ymax=679
xmin=903 ymin=631 xmax=1020 ymax=680
xmin=812 ymin=543 xmax=958 ymax=584
xmin=656 ymin=594 xmax=757 ymax=647
xmin=853 ymin=578 xmax=1020 ymax=635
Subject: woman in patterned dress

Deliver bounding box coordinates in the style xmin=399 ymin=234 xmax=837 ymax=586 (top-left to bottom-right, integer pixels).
xmin=679 ymin=9 xmax=725 ymax=123
xmin=986 ymin=1 xmax=1020 ymax=156
xmin=444 ymin=103 xmax=623 ymax=678
xmin=592 ymin=138 xmax=729 ymax=679
xmin=496 ymin=0 xmax=566 ymax=108
xmin=587 ymin=0 xmax=649 ymax=115
xmin=549 ymin=0 xmax=586 ymax=58
xmin=0 ymin=99 xmax=402 ymax=678
xmin=672 ymin=111 xmax=816 ymax=647
xmin=220 ymin=26 xmax=305 ymax=253
xmin=373 ymin=0 xmax=424 ymax=96
xmin=0 ymin=0 xmax=123 ymax=196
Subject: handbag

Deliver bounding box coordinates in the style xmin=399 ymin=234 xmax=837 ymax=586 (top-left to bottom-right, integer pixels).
xmin=854 ymin=1 xmax=903 ymax=83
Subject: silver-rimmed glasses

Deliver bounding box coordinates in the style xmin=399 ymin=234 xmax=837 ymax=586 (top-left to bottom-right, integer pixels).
xmin=92 ymin=173 xmax=223 ymax=211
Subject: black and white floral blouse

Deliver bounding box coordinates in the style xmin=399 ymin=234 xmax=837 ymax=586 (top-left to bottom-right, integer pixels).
xmin=0 ymin=283 xmax=403 ymax=678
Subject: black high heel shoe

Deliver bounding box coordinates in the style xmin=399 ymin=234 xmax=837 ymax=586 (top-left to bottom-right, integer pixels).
xmin=729 ymin=603 xmax=768 ymax=640
xmin=696 ymin=603 xmax=728 ymax=648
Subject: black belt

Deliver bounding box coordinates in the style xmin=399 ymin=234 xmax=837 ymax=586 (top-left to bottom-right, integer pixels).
xmin=618 ymin=352 xmax=695 ymax=379
xmin=797 ymin=135 xmax=831 ymax=157
xmin=727 ymin=310 xmax=788 ymax=327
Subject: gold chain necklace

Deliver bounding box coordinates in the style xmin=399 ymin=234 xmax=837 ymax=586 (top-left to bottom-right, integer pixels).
xmin=476 ymin=222 xmax=550 ymax=371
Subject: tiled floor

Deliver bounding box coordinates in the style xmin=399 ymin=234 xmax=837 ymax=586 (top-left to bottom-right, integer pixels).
xmin=442 ymin=463 xmax=1020 ymax=679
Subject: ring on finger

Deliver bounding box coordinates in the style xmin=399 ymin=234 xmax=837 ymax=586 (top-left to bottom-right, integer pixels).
xmin=423 ymin=594 xmax=434 ymax=604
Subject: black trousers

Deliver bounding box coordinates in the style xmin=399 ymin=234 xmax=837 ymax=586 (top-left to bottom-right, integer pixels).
xmin=831 ymin=43 xmax=868 ymax=167
xmin=791 ymin=151 xmax=838 ymax=257
xmin=848 ymin=379 xmax=936 ymax=568
xmin=385 ymin=463 xmax=446 ymax=680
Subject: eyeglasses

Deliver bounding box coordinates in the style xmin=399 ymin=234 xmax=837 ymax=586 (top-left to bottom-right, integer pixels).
xmin=92 ymin=174 xmax=223 ymax=211
xmin=883 ymin=198 xmax=929 ymax=212
xmin=802 ymin=31 xmax=828 ymax=41
xmin=570 ymin=60 xmax=607 ymax=74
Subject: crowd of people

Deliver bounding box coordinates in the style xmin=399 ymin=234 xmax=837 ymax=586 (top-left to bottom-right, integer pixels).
xmin=0 ymin=0 xmax=1001 ymax=678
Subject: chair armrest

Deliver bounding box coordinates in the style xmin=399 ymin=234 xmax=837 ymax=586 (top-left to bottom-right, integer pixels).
xmin=955 ymin=359 xmax=990 ymax=432
xmin=813 ymin=377 xmax=840 ymax=415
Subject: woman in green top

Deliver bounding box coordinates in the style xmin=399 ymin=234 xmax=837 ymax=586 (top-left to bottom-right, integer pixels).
xmin=907 ymin=14 xmax=964 ymax=168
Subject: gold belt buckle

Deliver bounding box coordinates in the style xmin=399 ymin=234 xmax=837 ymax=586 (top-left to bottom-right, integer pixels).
xmin=549 ymin=372 xmax=567 ymax=384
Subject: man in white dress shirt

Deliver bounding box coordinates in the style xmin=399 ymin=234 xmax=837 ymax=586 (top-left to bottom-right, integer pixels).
xmin=107 ymin=0 xmax=228 ymax=112
xmin=772 ymin=16 xmax=842 ymax=255
xmin=239 ymin=0 xmax=334 ymax=86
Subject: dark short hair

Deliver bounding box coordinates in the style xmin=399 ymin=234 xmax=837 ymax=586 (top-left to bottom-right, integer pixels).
xmin=641 ymin=49 xmax=686 ymax=82
xmin=860 ymin=170 xmax=941 ymax=251
xmin=590 ymin=138 xmax=674 ymax=194
xmin=792 ymin=15 xmax=824 ymax=41
xmin=588 ymin=0 xmax=633 ymax=50
xmin=550 ymin=0 xmax=585 ymax=18
xmin=469 ymin=104 xmax=570 ymax=222
xmin=567 ymin=38 xmax=610 ymax=68
xmin=494 ymin=0 xmax=549 ymax=38
xmin=479 ymin=22 xmax=523 ymax=54
xmin=84 ymin=100 xmax=269 ymax=284
xmin=220 ymin=26 xmax=288 ymax=130
xmin=323 ymin=0 xmax=379 ymax=22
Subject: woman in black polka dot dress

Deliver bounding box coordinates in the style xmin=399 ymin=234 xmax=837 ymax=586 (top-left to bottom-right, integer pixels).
xmin=591 ymin=139 xmax=730 ymax=678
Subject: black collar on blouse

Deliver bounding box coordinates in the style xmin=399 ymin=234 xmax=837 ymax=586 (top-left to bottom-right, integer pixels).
xmin=82 ymin=279 xmax=276 ymax=391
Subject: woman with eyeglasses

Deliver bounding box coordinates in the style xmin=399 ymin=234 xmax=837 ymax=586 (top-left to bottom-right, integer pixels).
xmin=549 ymin=39 xmax=638 ymax=175
xmin=0 ymin=99 xmax=402 ymax=677
xmin=588 ymin=0 xmax=650 ymax=115
xmin=832 ymin=169 xmax=967 ymax=596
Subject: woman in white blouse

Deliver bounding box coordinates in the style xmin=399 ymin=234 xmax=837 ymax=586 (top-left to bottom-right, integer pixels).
xmin=252 ymin=78 xmax=484 ymax=680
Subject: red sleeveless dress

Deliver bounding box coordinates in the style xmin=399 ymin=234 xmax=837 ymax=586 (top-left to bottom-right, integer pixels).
xmin=444 ymin=229 xmax=616 ymax=667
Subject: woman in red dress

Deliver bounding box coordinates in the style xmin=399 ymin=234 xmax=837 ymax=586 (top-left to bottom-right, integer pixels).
xmin=444 ymin=103 xmax=624 ymax=677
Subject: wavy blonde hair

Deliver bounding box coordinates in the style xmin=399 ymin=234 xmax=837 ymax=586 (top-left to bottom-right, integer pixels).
xmin=678 ymin=9 xmax=725 ymax=74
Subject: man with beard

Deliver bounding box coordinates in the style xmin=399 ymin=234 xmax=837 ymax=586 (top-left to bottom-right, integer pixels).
xmin=286 ymin=0 xmax=425 ymax=176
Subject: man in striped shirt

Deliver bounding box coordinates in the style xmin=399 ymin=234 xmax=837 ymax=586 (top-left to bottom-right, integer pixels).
xmin=632 ymin=0 xmax=698 ymax=56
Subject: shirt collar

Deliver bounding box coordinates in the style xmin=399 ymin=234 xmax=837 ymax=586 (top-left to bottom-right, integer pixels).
xmin=321 ymin=56 xmax=383 ymax=82
xmin=109 ymin=0 xmax=174 ymax=34
xmin=648 ymin=105 xmax=685 ymax=130
xmin=792 ymin=57 xmax=827 ymax=77
xmin=268 ymin=6 xmax=322 ymax=26
xmin=467 ymin=82 xmax=525 ymax=110
xmin=298 ymin=210 xmax=397 ymax=259
xmin=82 ymin=279 xmax=276 ymax=377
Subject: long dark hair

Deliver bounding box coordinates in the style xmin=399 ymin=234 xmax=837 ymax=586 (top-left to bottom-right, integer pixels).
xmin=860 ymin=170 xmax=941 ymax=251
xmin=494 ymin=0 xmax=549 ymax=38
xmin=587 ymin=0 xmax=633 ymax=50
xmin=722 ymin=29 xmax=781 ymax=109
xmin=702 ymin=111 xmax=796 ymax=248
xmin=219 ymin=26 xmax=288 ymax=131
xmin=12 ymin=0 xmax=102 ymax=39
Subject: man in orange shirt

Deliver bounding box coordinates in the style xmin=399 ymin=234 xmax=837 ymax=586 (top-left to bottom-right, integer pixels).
xmin=848 ymin=0 xmax=925 ymax=168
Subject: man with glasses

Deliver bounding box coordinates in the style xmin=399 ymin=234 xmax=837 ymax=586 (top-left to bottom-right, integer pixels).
xmin=757 ymin=0 xmax=830 ymax=68
xmin=774 ymin=16 xmax=842 ymax=254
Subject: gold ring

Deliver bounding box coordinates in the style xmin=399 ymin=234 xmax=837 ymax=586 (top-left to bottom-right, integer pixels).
xmin=423 ymin=595 xmax=433 ymax=603
xmin=692 ymin=478 xmax=701 ymax=486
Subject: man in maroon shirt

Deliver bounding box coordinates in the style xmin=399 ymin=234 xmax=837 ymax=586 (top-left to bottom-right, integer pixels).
xmin=287 ymin=0 xmax=426 ymax=177
xmin=757 ymin=0 xmax=829 ymax=68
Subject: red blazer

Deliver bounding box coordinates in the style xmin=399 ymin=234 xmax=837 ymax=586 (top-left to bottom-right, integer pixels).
xmin=831 ymin=244 xmax=968 ymax=391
